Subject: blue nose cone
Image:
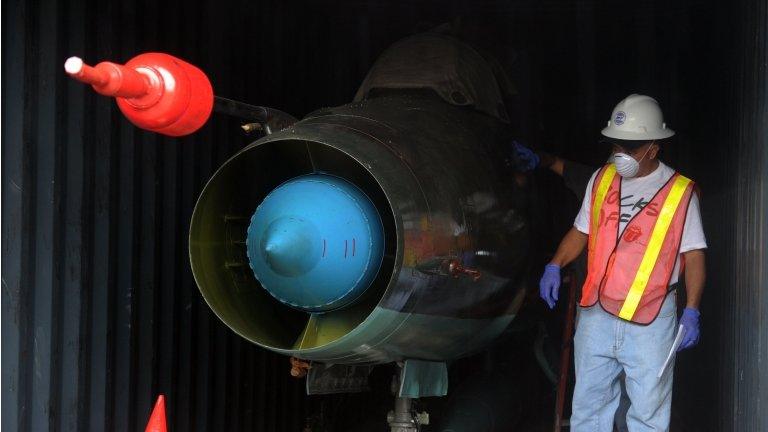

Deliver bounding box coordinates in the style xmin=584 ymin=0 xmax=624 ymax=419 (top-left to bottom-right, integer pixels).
xmin=246 ymin=174 xmax=385 ymax=312
xmin=261 ymin=216 xmax=321 ymax=277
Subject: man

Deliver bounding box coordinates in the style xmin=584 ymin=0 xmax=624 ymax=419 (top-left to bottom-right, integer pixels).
xmin=538 ymin=94 xmax=707 ymax=431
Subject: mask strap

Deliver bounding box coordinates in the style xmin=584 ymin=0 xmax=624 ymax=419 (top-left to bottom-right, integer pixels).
xmin=637 ymin=141 xmax=654 ymax=164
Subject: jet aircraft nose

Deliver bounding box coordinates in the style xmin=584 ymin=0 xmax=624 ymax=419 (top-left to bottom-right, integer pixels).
xmin=246 ymin=174 xmax=385 ymax=312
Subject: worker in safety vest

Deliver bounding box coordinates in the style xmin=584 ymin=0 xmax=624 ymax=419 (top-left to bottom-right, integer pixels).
xmin=538 ymin=94 xmax=707 ymax=431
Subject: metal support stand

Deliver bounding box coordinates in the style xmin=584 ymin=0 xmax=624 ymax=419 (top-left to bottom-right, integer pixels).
xmin=387 ymin=366 xmax=429 ymax=432
xmin=387 ymin=395 xmax=418 ymax=432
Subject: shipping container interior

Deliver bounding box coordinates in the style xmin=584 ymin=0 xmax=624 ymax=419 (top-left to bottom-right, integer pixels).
xmin=2 ymin=0 xmax=766 ymax=431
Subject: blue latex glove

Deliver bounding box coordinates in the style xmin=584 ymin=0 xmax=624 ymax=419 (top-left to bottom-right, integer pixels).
xmin=539 ymin=263 xmax=561 ymax=309
xmin=511 ymin=140 xmax=540 ymax=172
xmin=677 ymin=308 xmax=701 ymax=351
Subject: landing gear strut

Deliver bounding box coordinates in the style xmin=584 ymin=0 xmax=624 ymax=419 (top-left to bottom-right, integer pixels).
xmin=387 ymin=366 xmax=429 ymax=432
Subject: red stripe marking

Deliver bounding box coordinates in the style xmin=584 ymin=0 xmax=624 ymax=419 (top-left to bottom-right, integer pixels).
xmin=352 ymin=238 xmax=356 ymax=256
xmin=344 ymin=240 xmax=348 ymax=258
xmin=322 ymin=239 xmax=326 ymax=257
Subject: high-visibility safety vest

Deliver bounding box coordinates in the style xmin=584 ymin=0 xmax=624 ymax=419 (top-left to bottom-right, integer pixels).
xmin=581 ymin=164 xmax=695 ymax=324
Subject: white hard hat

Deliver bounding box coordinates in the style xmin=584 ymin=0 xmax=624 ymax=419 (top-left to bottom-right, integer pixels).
xmin=601 ymin=94 xmax=675 ymax=141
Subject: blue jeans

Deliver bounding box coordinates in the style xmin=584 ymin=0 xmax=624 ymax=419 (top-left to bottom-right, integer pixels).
xmin=571 ymin=292 xmax=677 ymax=432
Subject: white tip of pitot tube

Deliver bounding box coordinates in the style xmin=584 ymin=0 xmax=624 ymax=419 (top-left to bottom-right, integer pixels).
xmin=64 ymin=56 xmax=84 ymax=75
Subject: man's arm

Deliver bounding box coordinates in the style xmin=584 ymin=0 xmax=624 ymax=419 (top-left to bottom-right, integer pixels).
xmin=678 ymin=249 xmax=706 ymax=351
xmin=538 ymin=153 xmax=564 ymax=176
xmin=550 ymin=227 xmax=588 ymax=268
xmin=683 ymin=249 xmax=706 ymax=309
xmin=539 ymin=227 xmax=588 ymax=308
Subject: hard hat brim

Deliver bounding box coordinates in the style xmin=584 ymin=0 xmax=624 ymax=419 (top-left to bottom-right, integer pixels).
xmin=601 ymin=126 xmax=675 ymax=141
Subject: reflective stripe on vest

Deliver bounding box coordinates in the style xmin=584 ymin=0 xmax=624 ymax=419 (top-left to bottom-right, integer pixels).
xmin=590 ymin=164 xmax=617 ymax=255
xmin=581 ymin=165 xmax=619 ymax=306
xmin=617 ymin=174 xmax=692 ymax=320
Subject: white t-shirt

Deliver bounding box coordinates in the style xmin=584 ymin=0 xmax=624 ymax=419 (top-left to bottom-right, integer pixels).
xmin=573 ymin=162 xmax=707 ymax=285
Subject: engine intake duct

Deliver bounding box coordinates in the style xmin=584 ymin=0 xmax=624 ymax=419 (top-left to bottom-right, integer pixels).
xmin=190 ymin=139 xmax=396 ymax=353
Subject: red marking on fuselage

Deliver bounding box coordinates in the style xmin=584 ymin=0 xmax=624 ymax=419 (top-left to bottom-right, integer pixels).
xmin=352 ymin=238 xmax=356 ymax=256
xmin=344 ymin=240 xmax=348 ymax=258
xmin=322 ymin=239 xmax=326 ymax=257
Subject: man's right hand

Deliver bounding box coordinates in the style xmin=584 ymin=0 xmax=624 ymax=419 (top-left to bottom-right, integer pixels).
xmin=539 ymin=263 xmax=562 ymax=309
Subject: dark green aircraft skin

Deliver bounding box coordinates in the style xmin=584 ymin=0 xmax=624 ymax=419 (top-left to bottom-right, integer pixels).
xmin=190 ymin=91 xmax=531 ymax=364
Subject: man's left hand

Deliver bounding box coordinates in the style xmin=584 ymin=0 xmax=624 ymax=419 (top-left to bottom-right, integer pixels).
xmin=677 ymin=307 xmax=701 ymax=351
xmin=511 ymin=140 xmax=540 ymax=172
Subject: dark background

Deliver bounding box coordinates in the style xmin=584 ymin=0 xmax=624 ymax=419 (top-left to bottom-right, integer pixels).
xmin=3 ymin=0 xmax=766 ymax=431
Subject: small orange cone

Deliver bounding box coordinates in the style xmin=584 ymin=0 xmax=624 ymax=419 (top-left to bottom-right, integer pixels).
xmin=145 ymin=395 xmax=167 ymax=432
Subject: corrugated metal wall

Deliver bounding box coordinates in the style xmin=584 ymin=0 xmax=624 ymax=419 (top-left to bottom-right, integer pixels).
xmin=716 ymin=0 xmax=768 ymax=429
xmin=0 ymin=0 xmax=383 ymax=430
xmin=3 ymin=0 xmax=767 ymax=431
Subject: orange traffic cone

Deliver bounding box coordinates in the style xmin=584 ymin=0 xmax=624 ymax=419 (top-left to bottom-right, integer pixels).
xmin=145 ymin=395 xmax=167 ymax=432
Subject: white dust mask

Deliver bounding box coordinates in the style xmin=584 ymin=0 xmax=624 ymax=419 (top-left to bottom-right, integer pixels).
xmin=613 ymin=144 xmax=652 ymax=178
